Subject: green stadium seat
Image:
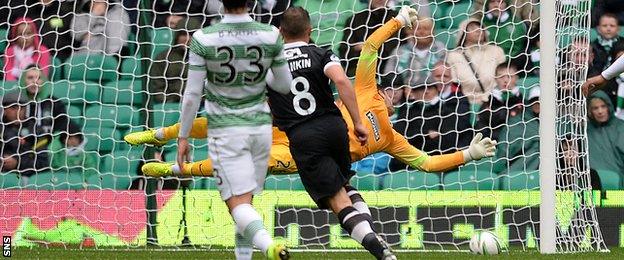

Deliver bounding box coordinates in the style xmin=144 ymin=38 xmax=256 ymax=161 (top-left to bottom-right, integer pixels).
xmin=521 ymin=76 xmax=539 ymax=89
xmin=84 ymin=104 xmax=140 ymax=129
xmin=120 ymin=57 xmax=144 ymax=79
xmin=500 ymin=171 xmax=540 ymax=190
xmin=351 ymin=174 xmax=381 ymax=191
xmin=102 ymin=80 xmax=144 ymax=105
xmin=435 ymin=29 xmax=457 ymax=49
xmin=149 ymin=27 xmax=174 ymax=59
xmin=264 ymin=175 xmax=305 ymax=190
xmin=64 ymin=53 xmax=119 ymax=82
xmin=0 ymin=81 xmax=19 ymax=96
xmin=0 ymin=28 xmax=7 ymax=54
xmin=0 ymin=173 xmax=21 ymax=189
xmin=596 ymin=169 xmax=621 ymax=190
xmin=191 ymin=177 xmax=217 ymax=189
xmin=99 ymin=150 xmax=143 ymax=177
xmin=152 ymin=103 xmax=181 ymax=127
xmin=442 ymin=1 xmax=473 ymax=29
xmin=67 ymin=104 xmax=83 ymax=126
xmin=461 ymin=158 xmax=495 ymax=173
xmin=442 ymin=170 xmax=499 ymax=190
xmin=51 ymin=80 xmax=100 ymax=103
xmin=383 ymin=170 xmax=441 ymax=190
xmin=83 ymin=127 xmax=124 ymax=153
xmin=23 ymin=171 xmax=87 ymax=190
xmin=87 ymin=172 xmax=134 ymax=190
xmin=50 ymin=56 xmax=63 ymax=81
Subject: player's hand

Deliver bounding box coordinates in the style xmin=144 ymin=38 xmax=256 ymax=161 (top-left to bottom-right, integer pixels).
xmin=396 ymin=6 xmax=419 ymax=29
xmin=464 ymin=133 xmax=497 ymax=162
xmin=177 ymin=137 xmax=190 ymax=172
xmin=582 ymin=75 xmax=607 ymax=97
xmin=354 ymin=122 xmax=369 ymax=146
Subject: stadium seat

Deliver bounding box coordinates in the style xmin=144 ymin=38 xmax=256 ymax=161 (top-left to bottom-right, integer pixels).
xmin=0 ymin=173 xmax=20 ymax=189
xmin=264 ymin=175 xmax=305 ymax=190
xmin=461 ymin=158 xmax=495 ymax=173
xmin=67 ymin=105 xmax=83 ymax=126
xmin=351 ymin=173 xmax=381 ymax=190
xmin=149 ymin=27 xmax=174 ymax=59
xmin=83 ymin=126 xmax=123 ymax=153
xmin=442 ymin=170 xmax=499 ymax=190
xmin=521 ymin=76 xmax=539 ymax=89
xmin=152 ymin=103 xmax=181 ymax=127
xmin=51 ymin=80 xmax=100 ymax=103
xmin=0 ymin=81 xmax=19 ymax=96
xmin=64 ymin=53 xmax=119 ymax=82
xmin=596 ymin=169 xmax=622 ymax=190
xmin=99 ymin=150 xmax=143 ymax=177
xmin=500 ymin=171 xmax=540 ymax=190
xmin=435 ymin=29 xmax=457 ymax=49
xmin=50 ymin=56 xmax=63 ymax=81
xmin=87 ymin=172 xmax=134 ymax=190
xmin=120 ymin=57 xmax=144 ymax=79
xmin=441 ymin=1 xmax=472 ymax=29
xmin=382 ymin=170 xmax=441 ymax=190
xmin=191 ymin=177 xmax=217 ymax=189
xmin=0 ymin=28 xmax=7 ymax=54
xmin=84 ymin=104 xmax=140 ymax=129
xmin=102 ymin=80 xmax=144 ymax=105
xmin=23 ymin=171 xmax=87 ymax=190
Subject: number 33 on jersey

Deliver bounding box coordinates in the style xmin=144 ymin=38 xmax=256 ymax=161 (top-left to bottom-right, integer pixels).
xmin=268 ymin=42 xmax=344 ymax=131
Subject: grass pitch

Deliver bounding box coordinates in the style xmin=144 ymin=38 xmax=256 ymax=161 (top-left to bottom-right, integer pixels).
xmin=7 ymin=247 xmax=624 ymax=259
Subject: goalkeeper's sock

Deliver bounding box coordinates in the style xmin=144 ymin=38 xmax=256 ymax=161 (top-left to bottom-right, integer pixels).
xmin=232 ymin=203 xmax=273 ymax=255
xmin=235 ymin=227 xmax=253 ymax=260
xmin=338 ymin=206 xmax=386 ymax=259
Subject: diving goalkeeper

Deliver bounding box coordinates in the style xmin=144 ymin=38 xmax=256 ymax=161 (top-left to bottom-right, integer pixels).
xmin=127 ymin=16 xmax=498 ymax=177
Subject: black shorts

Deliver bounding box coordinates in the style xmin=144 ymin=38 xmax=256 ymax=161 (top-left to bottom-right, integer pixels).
xmin=286 ymin=114 xmax=355 ymax=209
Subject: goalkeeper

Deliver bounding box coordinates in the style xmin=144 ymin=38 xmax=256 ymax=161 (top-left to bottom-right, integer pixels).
xmin=127 ymin=15 xmax=498 ymax=177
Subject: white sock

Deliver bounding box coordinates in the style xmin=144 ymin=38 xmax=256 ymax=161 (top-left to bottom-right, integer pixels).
xmin=343 ymin=211 xmax=374 ymax=243
xmin=171 ymin=164 xmax=182 ymax=174
xmin=235 ymin=226 xmax=253 ymax=260
xmin=353 ymin=201 xmax=372 ymax=216
xmin=231 ymin=204 xmax=273 ymax=254
xmin=154 ymin=128 xmax=165 ymax=140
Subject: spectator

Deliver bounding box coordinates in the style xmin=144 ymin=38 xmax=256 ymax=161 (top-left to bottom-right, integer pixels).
xmin=592 ymin=13 xmax=624 ymax=71
xmin=383 ymin=17 xmax=446 ymax=87
xmin=393 ymin=83 xmax=467 ymax=155
xmin=431 ymin=61 xmax=472 ymax=150
xmin=609 ymin=44 xmax=624 ymax=120
xmin=18 ymin=65 xmax=82 ymax=154
xmin=152 ymin=0 xmax=222 ymax=28
xmin=72 ymin=0 xmax=130 ymax=55
xmin=558 ymin=135 xmax=602 ymax=192
xmin=49 ymin=135 xmax=97 ymax=177
xmin=476 ymin=64 xmax=524 ymax=140
xmin=447 ymin=19 xmax=505 ymax=105
xmin=482 ymin=0 xmax=529 ymax=70
xmin=0 ymin=91 xmax=44 ymax=176
xmin=472 ymin=0 xmax=538 ymax=34
xmin=148 ymin=18 xmax=201 ymax=103
xmin=587 ymin=90 xmax=624 ymax=176
xmin=493 ymin=86 xmax=540 ymax=174
xmin=592 ymin=0 xmax=624 ymax=27
xmin=3 ymin=17 xmax=51 ymax=81
xmin=340 ymin=0 xmax=399 ymax=77
xmin=34 ymin=0 xmax=77 ymax=61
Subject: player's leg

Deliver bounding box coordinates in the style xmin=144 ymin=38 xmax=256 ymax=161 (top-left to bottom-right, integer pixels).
xmin=124 ymin=117 xmax=208 ymax=146
xmin=344 ymin=184 xmax=373 ymax=221
xmin=142 ymin=159 xmax=214 ymax=177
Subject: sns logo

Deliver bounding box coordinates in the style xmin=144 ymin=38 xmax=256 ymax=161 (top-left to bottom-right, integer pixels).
xmin=2 ymin=236 xmax=10 ymax=257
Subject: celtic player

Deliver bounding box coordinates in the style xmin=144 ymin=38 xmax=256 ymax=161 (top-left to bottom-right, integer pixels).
xmin=176 ymin=0 xmax=292 ymax=259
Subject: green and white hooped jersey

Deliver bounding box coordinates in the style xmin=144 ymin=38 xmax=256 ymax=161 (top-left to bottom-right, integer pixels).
xmin=189 ymin=15 xmax=286 ymax=133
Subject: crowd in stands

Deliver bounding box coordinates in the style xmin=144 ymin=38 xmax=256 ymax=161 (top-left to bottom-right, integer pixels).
xmin=0 ymin=0 xmax=623 ymax=190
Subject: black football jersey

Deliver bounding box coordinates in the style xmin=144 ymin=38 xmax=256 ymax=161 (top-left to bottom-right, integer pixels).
xmin=268 ymin=42 xmax=343 ymax=131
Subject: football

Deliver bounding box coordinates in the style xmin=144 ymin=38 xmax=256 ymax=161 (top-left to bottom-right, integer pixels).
xmin=469 ymin=231 xmax=503 ymax=255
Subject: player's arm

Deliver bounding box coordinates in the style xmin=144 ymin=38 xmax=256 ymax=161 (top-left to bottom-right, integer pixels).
xmin=583 ymin=54 xmax=624 ymax=96
xmin=177 ymin=37 xmax=207 ymax=170
xmin=387 ymin=131 xmax=496 ymax=172
xmin=266 ymin=34 xmax=292 ymax=94
xmin=325 ymin=64 xmax=368 ymax=145
xmin=354 ymin=6 xmax=418 ymax=95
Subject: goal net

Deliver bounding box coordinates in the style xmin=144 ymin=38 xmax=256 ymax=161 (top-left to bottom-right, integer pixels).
xmin=0 ymin=0 xmax=610 ymax=253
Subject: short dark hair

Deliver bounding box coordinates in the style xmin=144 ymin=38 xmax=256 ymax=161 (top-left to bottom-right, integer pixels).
xmin=599 ymin=13 xmax=620 ymax=25
xmin=495 ymin=63 xmax=517 ymax=74
xmin=222 ymin=0 xmax=248 ymax=10
xmin=280 ymin=7 xmax=311 ymax=39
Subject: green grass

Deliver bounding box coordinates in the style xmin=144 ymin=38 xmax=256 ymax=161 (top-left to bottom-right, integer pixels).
xmin=7 ymin=247 xmax=624 ymax=260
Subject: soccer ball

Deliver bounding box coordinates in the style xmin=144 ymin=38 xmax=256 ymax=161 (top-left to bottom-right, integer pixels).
xmin=469 ymin=230 xmax=502 ymax=255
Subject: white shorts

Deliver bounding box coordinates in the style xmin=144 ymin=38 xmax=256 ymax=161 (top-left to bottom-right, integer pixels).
xmin=208 ymin=131 xmax=272 ymax=201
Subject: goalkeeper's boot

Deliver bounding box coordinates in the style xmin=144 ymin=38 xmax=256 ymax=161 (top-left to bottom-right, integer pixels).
xmin=142 ymin=162 xmax=175 ymax=177
xmin=267 ymin=242 xmax=290 ymax=260
xmin=124 ymin=129 xmax=168 ymax=146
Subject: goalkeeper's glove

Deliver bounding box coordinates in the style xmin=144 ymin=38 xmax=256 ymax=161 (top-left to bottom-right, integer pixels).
xmin=395 ymin=5 xmax=419 ymax=29
xmin=463 ymin=133 xmax=498 ymax=162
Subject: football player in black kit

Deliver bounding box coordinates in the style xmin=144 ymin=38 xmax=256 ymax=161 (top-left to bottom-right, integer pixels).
xmin=266 ymin=7 xmax=415 ymax=260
